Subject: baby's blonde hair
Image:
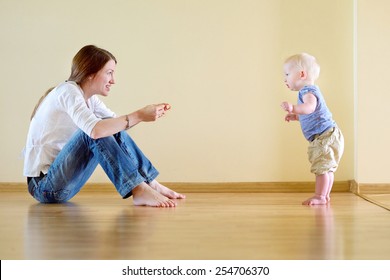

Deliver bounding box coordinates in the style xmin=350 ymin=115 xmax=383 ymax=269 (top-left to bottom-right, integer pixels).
xmin=284 ymin=53 xmax=320 ymax=81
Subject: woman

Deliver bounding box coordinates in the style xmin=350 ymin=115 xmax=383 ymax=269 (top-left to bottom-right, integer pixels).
xmin=23 ymin=45 xmax=185 ymax=207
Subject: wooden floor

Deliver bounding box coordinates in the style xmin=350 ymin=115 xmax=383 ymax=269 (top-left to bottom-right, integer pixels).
xmin=1 ymin=187 xmax=390 ymax=260
xmin=357 ymin=193 xmax=390 ymax=211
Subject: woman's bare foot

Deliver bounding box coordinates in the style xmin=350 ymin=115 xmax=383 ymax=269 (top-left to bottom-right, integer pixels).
xmin=132 ymin=183 xmax=177 ymax=207
xmin=149 ymin=180 xmax=186 ymax=199
xmin=302 ymin=195 xmax=327 ymax=206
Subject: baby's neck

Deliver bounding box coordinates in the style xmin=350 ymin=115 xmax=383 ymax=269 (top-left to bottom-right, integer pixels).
xmin=297 ymin=80 xmax=315 ymax=90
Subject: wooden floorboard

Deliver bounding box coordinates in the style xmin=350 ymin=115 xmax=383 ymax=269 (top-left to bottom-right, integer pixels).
xmin=1 ymin=187 xmax=390 ymax=260
xmin=351 ymin=181 xmax=390 ymax=210
xmin=357 ymin=193 xmax=390 ymax=211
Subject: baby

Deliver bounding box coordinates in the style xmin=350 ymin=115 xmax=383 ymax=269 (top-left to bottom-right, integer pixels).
xmin=281 ymin=53 xmax=344 ymax=205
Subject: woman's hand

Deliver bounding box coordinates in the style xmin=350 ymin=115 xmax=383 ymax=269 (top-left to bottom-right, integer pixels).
xmin=90 ymin=103 xmax=172 ymax=139
xmin=138 ymin=103 xmax=171 ymax=122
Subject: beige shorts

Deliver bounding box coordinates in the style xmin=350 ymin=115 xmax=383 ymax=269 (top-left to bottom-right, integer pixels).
xmin=307 ymin=126 xmax=344 ymax=175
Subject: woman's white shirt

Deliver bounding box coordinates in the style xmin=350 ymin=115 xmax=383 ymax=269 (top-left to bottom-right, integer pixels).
xmin=23 ymin=81 xmax=115 ymax=177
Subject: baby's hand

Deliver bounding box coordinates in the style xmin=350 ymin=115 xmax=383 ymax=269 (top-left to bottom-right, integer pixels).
xmin=285 ymin=113 xmax=298 ymax=122
xmin=281 ymin=102 xmax=293 ymax=113
xmin=164 ymin=103 xmax=171 ymax=111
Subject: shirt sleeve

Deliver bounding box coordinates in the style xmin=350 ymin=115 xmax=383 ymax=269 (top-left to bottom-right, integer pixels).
xmin=90 ymin=95 xmax=116 ymax=119
xmin=57 ymin=84 xmax=101 ymax=137
xmin=298 ymin=85 xmax=319 ymax=104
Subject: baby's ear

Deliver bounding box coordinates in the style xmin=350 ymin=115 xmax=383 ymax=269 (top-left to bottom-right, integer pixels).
xmin=300 ymin=70 xmax=307 ymax=79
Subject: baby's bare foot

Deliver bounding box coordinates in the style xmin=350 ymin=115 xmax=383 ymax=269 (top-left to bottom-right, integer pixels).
xmin=302 ymin=195 xmax=328 ymax=206
xmin=149 ymin=180 xmax=186 ymax=199
xmin=132 ymin=183 xmax=177 ymax=207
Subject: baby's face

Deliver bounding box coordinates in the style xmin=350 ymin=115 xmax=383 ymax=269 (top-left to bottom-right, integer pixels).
xmin=283 ymin=63 xmax=302 ymax=91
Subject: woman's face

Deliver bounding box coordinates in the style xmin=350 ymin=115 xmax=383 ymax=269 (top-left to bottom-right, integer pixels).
xmin=91 ymin=59 xmax=116 ymax=96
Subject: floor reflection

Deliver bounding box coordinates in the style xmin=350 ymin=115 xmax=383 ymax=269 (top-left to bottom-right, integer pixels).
xmin=25 ymin=203 xmax=174 ymax=259
xmin=306 ymin=204 xmax=343 ymax=259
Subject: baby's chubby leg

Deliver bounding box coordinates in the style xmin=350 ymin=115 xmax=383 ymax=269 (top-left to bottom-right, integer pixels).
xmin=302 ymin=173 xmax=330 ymax=206
xmin=326 ymin=172 xmax=334 ymax=202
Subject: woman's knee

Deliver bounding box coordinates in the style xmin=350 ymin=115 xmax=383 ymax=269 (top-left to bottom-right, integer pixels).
xmin=43 ymin=190 xmax=72 ymax=203
xmin=29 ymin=186 xmax=72 ymax=203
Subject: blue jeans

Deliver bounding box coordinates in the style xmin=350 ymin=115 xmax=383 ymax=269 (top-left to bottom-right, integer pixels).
xmin=27 ymin=130 xmax=159 ymax=203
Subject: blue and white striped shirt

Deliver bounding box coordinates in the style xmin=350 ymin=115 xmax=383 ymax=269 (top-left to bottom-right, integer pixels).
xmin=298 ymin=85 xmax=335 ymax=141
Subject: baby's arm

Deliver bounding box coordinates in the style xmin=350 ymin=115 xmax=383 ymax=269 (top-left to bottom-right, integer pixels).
xmin=291 ymin=93 xmax=317 ymax=115
xmin=281 ymin=92 xmax=317 ymax=115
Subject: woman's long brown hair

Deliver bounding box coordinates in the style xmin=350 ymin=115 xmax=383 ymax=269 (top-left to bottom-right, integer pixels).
xmin=30 ymin=45 xmax=117 ymax=120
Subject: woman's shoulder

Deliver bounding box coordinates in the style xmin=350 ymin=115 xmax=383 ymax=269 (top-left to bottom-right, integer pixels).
xmin=52 ymin=81 xmax=85 ymax=109
xmin=54 ymin=81 xmax=84 ymax=100
xmin=56 ymin=81 xmax=81 ymax=92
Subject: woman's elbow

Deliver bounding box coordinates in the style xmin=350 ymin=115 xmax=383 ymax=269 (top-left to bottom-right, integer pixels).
xmin=89 ymin=131 xmax=99 ymax=139
xmin=90 ymin=127 xmax=103 ymax=139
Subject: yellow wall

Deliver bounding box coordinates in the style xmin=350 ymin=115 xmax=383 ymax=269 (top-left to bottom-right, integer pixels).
xmin=357 ymin=0 xmax=390 ymax=183
xmin=0 ymin=0 xmax=359 ymax=183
